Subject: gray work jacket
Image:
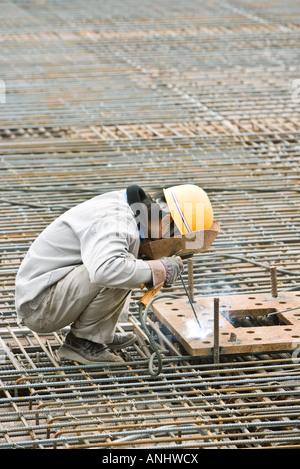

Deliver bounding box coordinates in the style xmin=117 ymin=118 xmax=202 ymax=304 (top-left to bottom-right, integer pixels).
xmin=15 ymin=190 xmax=152 ymax=318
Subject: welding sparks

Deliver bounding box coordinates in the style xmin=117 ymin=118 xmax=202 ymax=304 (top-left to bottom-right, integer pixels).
xmin=183 ymin=301 xmax=230 ymax=340
xmin=184 ymin=318 xmax=212 ymax=340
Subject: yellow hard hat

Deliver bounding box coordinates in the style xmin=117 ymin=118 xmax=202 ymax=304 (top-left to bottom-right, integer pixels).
xmin=163 ymin=184 xmax=213 ymax=234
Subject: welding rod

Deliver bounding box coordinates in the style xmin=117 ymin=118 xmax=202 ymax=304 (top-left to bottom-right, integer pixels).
xmin=179 ymin=273 xmax=202 ymax=331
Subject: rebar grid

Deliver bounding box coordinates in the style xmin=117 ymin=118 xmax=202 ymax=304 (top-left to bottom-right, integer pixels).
xmin=1 ymin=342 xmax=300 ymax=449
xmin=1 ymin=0 xmax=300 ymax=449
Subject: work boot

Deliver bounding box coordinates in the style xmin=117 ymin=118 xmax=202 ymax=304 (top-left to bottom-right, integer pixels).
xmin=56 ymin=331 xmax=123 ymax=364
xmin=107 ymin=332 xmax=137 ymax=350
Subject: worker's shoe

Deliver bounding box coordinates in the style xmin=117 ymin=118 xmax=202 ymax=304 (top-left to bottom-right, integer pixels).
xmin=56 ymin=331 xmax=123 ymax=364
xmin=107 ymin=332 xmax=137 ymax=350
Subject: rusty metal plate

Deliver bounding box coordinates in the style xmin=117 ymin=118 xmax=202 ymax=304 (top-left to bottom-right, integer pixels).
xmin=152 ymin=292 xmax=300 ymax=356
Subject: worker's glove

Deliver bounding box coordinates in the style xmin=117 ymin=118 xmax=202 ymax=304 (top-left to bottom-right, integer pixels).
xmin=146 ymin=257 xmax=184 ymax=289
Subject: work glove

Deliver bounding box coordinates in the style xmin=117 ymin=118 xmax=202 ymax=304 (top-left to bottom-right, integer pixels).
xmin=146 ymin=256 xmax=184 ymax=289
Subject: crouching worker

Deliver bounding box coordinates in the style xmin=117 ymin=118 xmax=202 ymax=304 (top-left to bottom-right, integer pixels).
xmin=15 ymin=183 xmax=213 ymax=365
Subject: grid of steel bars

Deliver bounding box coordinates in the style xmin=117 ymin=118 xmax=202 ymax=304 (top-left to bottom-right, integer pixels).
xmin=1 ymin=0 xmax=300 ymax=449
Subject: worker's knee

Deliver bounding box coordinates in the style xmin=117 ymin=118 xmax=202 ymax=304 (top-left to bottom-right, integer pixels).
xmin=23 ymin=314 xmax=56 ymax=334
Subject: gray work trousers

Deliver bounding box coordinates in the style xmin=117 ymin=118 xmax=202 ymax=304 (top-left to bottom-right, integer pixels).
xmin=22 ymin=264 xmax=131 ymax=344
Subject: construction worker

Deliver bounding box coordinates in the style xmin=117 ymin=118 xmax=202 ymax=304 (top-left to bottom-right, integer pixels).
xmin=15 ymin=184 xmax=213 ymax=365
